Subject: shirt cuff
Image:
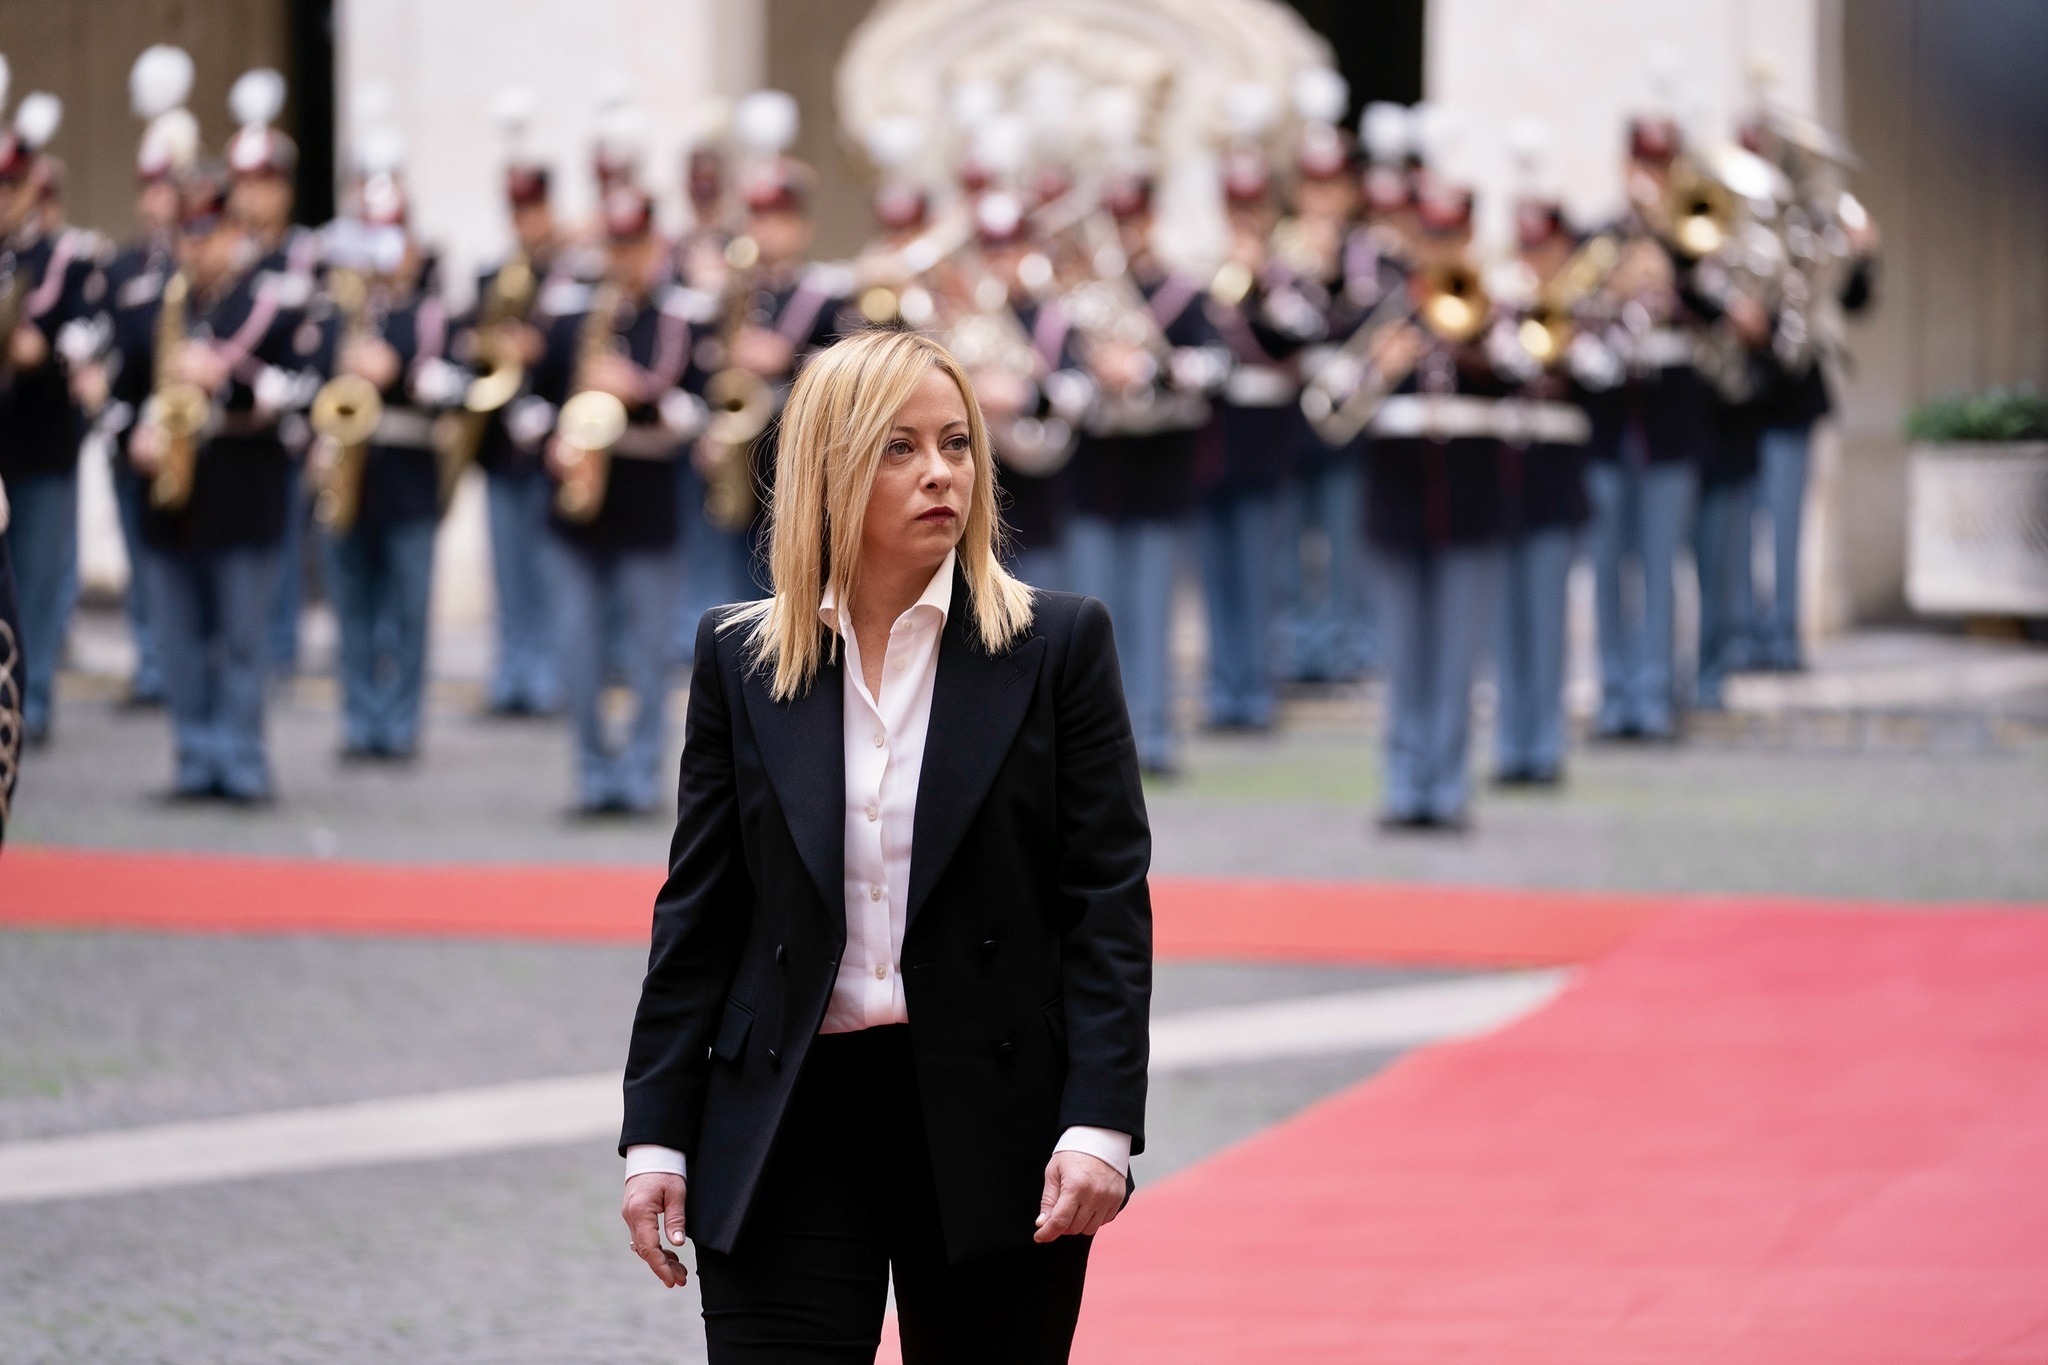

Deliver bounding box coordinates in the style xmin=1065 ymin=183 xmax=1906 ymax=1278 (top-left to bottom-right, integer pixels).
xmin=1053 ymin=1126 xmax=1131 ymax=1178
xmin=623 ymin=1144 xmax=687 ymax=1183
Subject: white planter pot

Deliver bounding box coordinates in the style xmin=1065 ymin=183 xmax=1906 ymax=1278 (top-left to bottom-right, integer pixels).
xmin=1907 ymin=441 xmax=2048 ymax=616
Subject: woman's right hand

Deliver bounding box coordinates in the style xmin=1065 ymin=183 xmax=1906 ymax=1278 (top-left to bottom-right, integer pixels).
xmin=621 ymin=1172 xmax=690 ymax=1287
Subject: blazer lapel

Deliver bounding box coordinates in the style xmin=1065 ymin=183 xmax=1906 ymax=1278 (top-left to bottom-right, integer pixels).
xmin=907 ymin=598 xmax=1047 ymax=930
xmin=739 ymin=634 xmax=846 ymax=923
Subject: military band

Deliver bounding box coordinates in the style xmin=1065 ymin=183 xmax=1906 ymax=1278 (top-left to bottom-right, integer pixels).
xmin=0 ymin=44 xmax=1879 ymax=830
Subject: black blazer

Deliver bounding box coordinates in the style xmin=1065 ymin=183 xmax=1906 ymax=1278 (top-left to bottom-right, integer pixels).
xmin=620 ymin=576 xmax=1153 ymax=1263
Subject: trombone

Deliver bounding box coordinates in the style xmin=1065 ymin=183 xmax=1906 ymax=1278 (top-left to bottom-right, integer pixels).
xmin=1300 ymin=253 xmax=1494 ymax=445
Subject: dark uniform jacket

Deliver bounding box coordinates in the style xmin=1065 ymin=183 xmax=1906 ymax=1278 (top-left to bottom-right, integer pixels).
xmin=324 ymin=288 xmax=453 ymax=532
xmin=622 ymin=582 xmax=1152 ymax=1263
xmin=1295 ymin=226 xmax=1408 ymax=472
xmin=463 ymin=251 xmax=584 ymax=478
xmin=1201 ymin=263 xmax=1324 ymax=497
xmin=1583 ymin=233 xmax=1718 ymax=468
xmin=1500 ymin=368 xmax=1594 ymax=535
xmin=0 ymin=225 xmax=104 ymax=482
xmin=103 ymin=234 xmax=177 ymax=467
xmin=997 ymin=296 xmax=1087 ymax=558
xmin=1757 ymin=257 xmax=1875 ymax=430
xmin=1364 ymin=340 xmax=1509 ymax=554
xmin=121 ymin=264 xmax=318 ymax=551
xmin=535 ymin=281 xmax=704 ymax=552
xmin=738 ymin=263 xmax=852 ymax=522
xmin=1070 ymin=266 xmax=1221 ymax=522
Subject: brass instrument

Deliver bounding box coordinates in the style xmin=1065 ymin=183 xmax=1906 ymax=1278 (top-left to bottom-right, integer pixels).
xmin=1062 ymin=211 xmax=1191 ymax=433
xmin=1517 ymin=234 xmax=1620 ymax=368
xmin=310 ymin=269 xmax=384 ymax=533
xmin=1415 ymin=259 xmax=1490 ymax=345
xmin=145 ymin=271 xmax=213 ymax=511
xmin=1662 ymin=159 xmax=1737 ymax=262
xmin=854 ymin=207 xmax=976 ymax=328
xmin=1299 ymin=253 xmax=1492 ymax=445
xmin=698 ymin=236 xmax=772 ymax=532
xmin=0 ymin=257 xmax=26 ymax=380
xmin=947 ymin=274 xmax=1077 ymax=477
xmin=437 ymin=253 xmax=537 ymax=508
xmin=551 ymin=282 xmax=628 ymax=523
xmin=1299 ymin=287 xmax=1413 ymax=446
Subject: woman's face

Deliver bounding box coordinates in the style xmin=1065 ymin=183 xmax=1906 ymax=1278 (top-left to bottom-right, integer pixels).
xmin=862 ymin=365 xmax=972 ymax=582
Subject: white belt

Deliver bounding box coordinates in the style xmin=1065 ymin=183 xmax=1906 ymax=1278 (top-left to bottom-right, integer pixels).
xmin=1223 ymin=364 xmax=1296 ymax=408
xmin=1370 ymin=394 xmax=1499 ymax=440
xmin=1299 ymin=344 xmax=1341 ymax=378
xmin=613 ymin=424 xmax=683 ymax=459
xmin=1493 ymin=400 xmax=1591 ymax=446
xmin=1634 ymin=327 xmax=1696 ymax=370
xmin=373 ymin=408 xmax=437 ymax=448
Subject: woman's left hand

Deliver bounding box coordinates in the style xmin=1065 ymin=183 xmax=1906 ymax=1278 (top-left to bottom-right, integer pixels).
xmin=1033 ymin=1151 xmax=1127 ymax=1243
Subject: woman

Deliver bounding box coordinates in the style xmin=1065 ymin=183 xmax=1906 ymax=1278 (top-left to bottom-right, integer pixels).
xmin=619 ymin=327 xmax=1153 ymax=1363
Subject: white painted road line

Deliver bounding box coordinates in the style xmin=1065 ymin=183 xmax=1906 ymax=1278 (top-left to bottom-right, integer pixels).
xmin=0 ymin=970 xmax=1567 ymax=1205
xmin=1148 ymin=969 xmax=1568 ymax=1073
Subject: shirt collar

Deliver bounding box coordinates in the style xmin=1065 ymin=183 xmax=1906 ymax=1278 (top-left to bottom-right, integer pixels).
xmin=819 ymin=548 xmax=956 ymax=635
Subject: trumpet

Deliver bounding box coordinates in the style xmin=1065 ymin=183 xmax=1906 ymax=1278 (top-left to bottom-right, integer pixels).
xmin=310 ymin=269 xmax=384 ymax=533
xmin=552 ymin=283 xmax=628 ymax=524
xmin=437 ymin=253 xmax=538 ymax=509
xmin=146 ymin=271 xmax=214 ymax=512
xmin=697 ymin=236 xmax=773 ymax=533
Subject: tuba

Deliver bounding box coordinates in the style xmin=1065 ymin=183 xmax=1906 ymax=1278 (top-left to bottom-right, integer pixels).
xmin=698 ymin=236 xmax=773 ymax=533
xmin=551 ymin=283 xmax=628 ymax=523
xmin=437 ymin=253 xmax=537 ymax=509
xmin=310 ymin=269 xmax=385 ymax=533
xmin=145 ymin=271 xmax=215 ymax=512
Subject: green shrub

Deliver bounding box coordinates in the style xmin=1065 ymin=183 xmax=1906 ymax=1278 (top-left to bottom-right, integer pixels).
xmin=1903 ymin=385 xmax=2048 ymax=443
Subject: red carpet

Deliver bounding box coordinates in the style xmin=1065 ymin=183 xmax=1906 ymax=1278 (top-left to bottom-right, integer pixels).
xmin=0 ymin=847 xmax=1657 ymax=965
xmin=1067 ymin=901 xmax=2048 ymax=1363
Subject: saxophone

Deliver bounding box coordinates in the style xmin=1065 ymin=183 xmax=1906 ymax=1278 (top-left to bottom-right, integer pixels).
xmin=438 ymin=253 xmax=537 ymax=508
xmin=310 ymin=269 xmax=384 ymax=533
xmin=145 ymin=271 xmax=214 ymax=512
xmin=552 ymin=282 xmax=628 ymax=523
xmin=699 ymin=236 xmax=772 ymax=532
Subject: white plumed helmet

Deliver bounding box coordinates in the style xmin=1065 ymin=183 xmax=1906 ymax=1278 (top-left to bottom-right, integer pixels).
xmin=229 ymin=68 xmax=286 ymax=130
xmin=130 ymin=45 xmax=194 ymax=121
xmin=733 ymin=89 xmax=798 ymax=155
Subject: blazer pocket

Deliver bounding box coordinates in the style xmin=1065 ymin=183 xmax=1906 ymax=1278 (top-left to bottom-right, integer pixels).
xmin=1041 ymin=998 xmax=1068 ymax=1059
xmin=711 ymin=999 xmax=754 ymax=1064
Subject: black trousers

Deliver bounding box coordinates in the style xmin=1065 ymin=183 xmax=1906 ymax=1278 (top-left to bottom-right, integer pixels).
xmin=697 ymin=1025 xmax=1091 ymax=1364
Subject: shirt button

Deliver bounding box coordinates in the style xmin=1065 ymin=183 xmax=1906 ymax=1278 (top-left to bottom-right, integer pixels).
xmin=873 ymin=732 xmax=885 ymax=748
xmin=874 ymin=963 xmax=889 ymax=980
xmin=870 ymin=884 xmax=883 ymax=901
xmin=865 ymin=804 xmax=878 ymax=821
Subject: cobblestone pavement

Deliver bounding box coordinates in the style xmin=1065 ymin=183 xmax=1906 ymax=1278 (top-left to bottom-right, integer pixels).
xmin=0 ymin=934 xmax=1435 ymax=1364
xmin=5 ymin=616 xmax=2045 ymax=1361
xmin=15 ymin=652 xmax=2048 ymax=900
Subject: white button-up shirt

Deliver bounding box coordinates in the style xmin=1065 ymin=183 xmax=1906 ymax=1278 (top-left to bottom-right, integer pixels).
xmin=625 ymin=550 xmax=1129 ymax=1185
xmin=816 ymin=548 xmax=951 ymax=1034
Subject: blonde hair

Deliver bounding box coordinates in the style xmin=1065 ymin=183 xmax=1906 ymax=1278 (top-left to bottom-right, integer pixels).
xmin=729 ymin=327 xmax=1035 ymax=701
